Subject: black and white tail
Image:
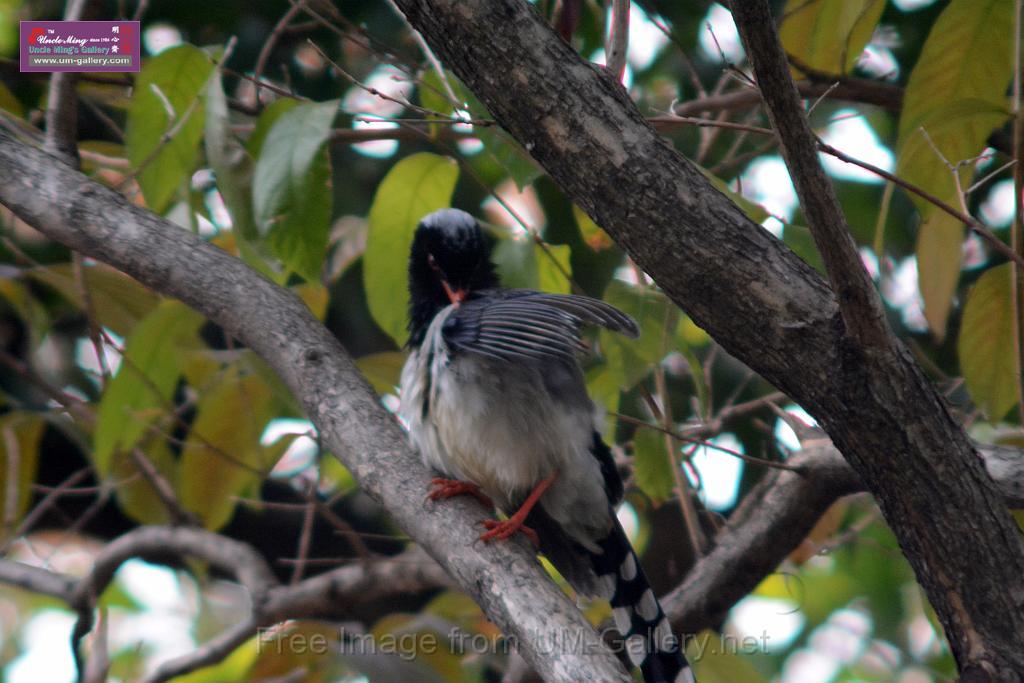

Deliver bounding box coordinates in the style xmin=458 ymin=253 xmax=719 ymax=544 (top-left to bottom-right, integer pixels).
xmin=591 ymin=522 xmax=695 ymax=683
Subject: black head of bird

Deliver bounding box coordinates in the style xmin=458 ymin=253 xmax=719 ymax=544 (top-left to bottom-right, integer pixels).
xmin=408 ymin=208 xmax=498 ymax=344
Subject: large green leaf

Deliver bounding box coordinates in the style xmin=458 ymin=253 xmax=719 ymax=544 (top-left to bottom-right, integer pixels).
xmin=252 ymin=99 xmax=338 ymax=282
xmin=246 ymin=98 xmax=300 ymax=158
xmin=916 ymin=211 xmax=964 ymax=340
xmin=779 ymin=0 xmax=885 ymax=75
xmin=958 ymin=264 xmax=1019 ymax=421
xmin=205 ymin=71 xmax=256 ymax=240
xmin=93 ymin=301 xmax=204 ymax=476
xmin=632 ymin=427 xmax=675 ymax=504
xmin=492 ymin=237 xmax=572 ymax=294
xmin=0 ymin=412 xmax=44 ymax=529
xmin=363 ymin=153 xmax=460 ymax=346
xmin=599 ymin=280 xmax=678 ymax=390
xmin=898 ymin=0 xmax=1014 ymax=142
xmin=125 ymin=44 xmax=214 ymax=213
xmin=179 ymin=367 xmax=274 ymax=530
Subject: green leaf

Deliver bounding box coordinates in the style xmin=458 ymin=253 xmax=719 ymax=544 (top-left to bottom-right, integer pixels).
xmin=536 ymin=243 xmax=572 ymax=295
xmin=364 ymin=153 xmax=460 ymax=346
xmin=585 ymin=364 xmax=621 ymax=437
xmin=959 ymin=263 xmax=1019 ymax=421
xmin=475 ymin=127 xmax=543 ymax=190
xmin=125 ymin=44 xmax=214 ymax=213
xmin=417 ymin=68 xmax=458 ymax=118
xmin=0 ymin=278 xmax=51 ymax=346
xmin=204 ymin=71 xmax=256 ymax=240
xmin=29 ymin=263 xmax=159 ymax=337
xmin=0 ymin=79 xmax=24 ymax=117
xmin=0 ymin=412 xmax=44 ymax=528
xmin=916 ymin=211 xmax=964 ymax=340
xmin=898 ymin=0 xmax=1014 ymax=142
xmin=573 ymin=205 xmax=615 ymax=251
xmin=493 ymin=237 xmax=572 ymax=294
xmin=782 ymin=224 xmax=825 ymax=275
xmin=179 ymin=367 xmax=274 ymax=530
xmin=599 ymin=280 xmax=678 ymax=390
xmin=779 ymin=0 xmax=886 ymax=74
xmin=110 ymin=438 xmax=179 ymax=526
xmin=493 ymin=235 xmax=539 ymax=290
xmin=632 ymin=428 xmax=675 ymax=503
xmin=356 ymin=351 xmax=407 ymax=395
xmin=252 ymin=99 xmax=338 ymax=282
xmin=173 ymin=637 xmax=258 ymax=683
xmin=696 ymin=167 xmax=769 ymax=225
xmin=93 ymin=301 xmax=204 ymax=477
xmin=246 ymin=98 xmax=300 ymax=158
xmin=896 ymin=100 xmax=1010 ymax=213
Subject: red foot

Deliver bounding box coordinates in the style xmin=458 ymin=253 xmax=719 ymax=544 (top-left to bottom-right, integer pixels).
xmin=479 ymin=518 xmax=540 ymax=547
xmin=426 ymin=478 xmax=494 ymax=508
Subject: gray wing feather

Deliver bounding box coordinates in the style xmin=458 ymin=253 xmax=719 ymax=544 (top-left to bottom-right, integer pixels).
xmin=443 ymin=289 xmax=638 ymax=364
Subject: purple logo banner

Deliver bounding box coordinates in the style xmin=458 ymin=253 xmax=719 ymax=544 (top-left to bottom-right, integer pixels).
xmin=20 ymin=21 xmax=141 ymax=73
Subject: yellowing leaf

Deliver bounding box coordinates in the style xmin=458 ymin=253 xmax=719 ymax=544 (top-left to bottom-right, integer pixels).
xmin=896 ymin=100 xmax=1010 ymax=213
xmin=959 ymin=264 xmax=1020 ymax=421
xmin=110 ymin=438 xmax=178 ymax=526
xmin=364 ymin=153 xmax=460 ymax=346
xmin=252 ymin=99 xmax=338 ymax=282
xmin=93 ymin=301 xmax=204 ymax=476
xmin=780 ymin=0 xmax=885 ymax=75
xmin=898 ymin=0 xmax=1014 ymax=142
xmin=573 ymin=205 xmax=614 ymax=251
xmin=29 ymin=263 xmax=159 ymax=337
xmin=292 ymin=282 xmax=329 ymax=321
xmin=179 ymin=368 xmax=274 ymax=530
xmin=356 ymin=352 xmax=407 ymax=395
xmin=0 ymin=412 xmax=44 ymax=530
xmin=916 ymin=211 xmax=964 ymax=340
xmin=125 ymin=45 xmax=214 ymax=213
xmin=0 ymin=79 xmax=23 ymax=117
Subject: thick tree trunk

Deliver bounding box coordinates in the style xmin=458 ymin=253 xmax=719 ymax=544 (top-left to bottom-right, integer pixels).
xmin=393 ymin=0 xmax=1024 ymax=677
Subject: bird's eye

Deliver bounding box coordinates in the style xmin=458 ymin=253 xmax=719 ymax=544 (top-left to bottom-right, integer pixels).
xmin=427 ymin=254 xmax=442 ymax=273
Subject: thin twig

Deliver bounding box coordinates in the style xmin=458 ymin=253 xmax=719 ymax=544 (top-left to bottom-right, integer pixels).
xmin=606 ymin=0 xmax=630 ymax=82
xmin=253 ymin=0 xmax=307 ymax=105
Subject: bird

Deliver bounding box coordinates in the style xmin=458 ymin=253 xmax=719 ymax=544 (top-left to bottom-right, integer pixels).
xmin=399 ymin=208 xmax=695 ymax=683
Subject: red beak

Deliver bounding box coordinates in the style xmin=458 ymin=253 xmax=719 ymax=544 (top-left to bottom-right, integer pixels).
xmin=441 ymin=280 xmax=467 ymax=306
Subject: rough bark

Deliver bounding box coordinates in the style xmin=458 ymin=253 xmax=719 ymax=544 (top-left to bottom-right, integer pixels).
xmin=0 ymin=127 xmax=630 ymax=683
xmin=391 ymin=0 xmax=1024 ymax=677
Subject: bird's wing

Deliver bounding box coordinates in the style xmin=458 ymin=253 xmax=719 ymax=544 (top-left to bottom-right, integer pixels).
xmin=441 ymin=289 xmax=638 ymax=364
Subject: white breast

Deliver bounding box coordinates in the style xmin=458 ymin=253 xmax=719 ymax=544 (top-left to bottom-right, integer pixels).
xmin=400 ymin=305 xmax=614 ymax=548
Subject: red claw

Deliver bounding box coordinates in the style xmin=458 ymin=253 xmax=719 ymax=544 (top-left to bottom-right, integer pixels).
xmin=479 ymin=517 xmax=540 ymax=547
xmin=426 ymin=478 xmax=494 ymax=508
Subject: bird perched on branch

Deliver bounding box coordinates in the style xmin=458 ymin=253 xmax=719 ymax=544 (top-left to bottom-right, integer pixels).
xmin=399 ymin=208 xmax=694 ymax=683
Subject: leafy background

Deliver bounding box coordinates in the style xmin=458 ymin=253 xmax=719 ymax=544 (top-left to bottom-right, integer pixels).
xmin=0 ymin=0 xmax=1020 ymax=681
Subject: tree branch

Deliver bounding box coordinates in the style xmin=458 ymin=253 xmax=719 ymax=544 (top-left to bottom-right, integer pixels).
xmin=728 ymin=3 xmax=1024 ymax=675
xmin=390 ymin=0 xmax=1024 ymax=676
xmin=43 ymin=0 xmax=97 ymax=165
xmin=663 ymin=429 xmax=1024 ymax=635
xmin=1 ymin=527 xmax=451 ymax=683
xmin=0 ymin=126 xmax=630 ymax=682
